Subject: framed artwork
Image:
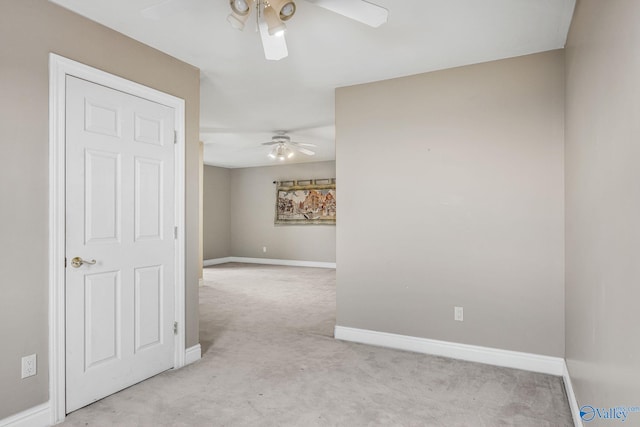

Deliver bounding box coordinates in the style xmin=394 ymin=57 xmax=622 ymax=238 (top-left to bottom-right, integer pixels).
xmin=275 ymin=179 xmax=336 ymax=225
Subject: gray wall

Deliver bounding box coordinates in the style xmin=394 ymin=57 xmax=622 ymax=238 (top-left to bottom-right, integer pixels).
xmin=335 ymin=51 xmax=565 ymax=357
xmin=0 ymin=0 xmax=200 ymax=419
xmin=565 ymin=0 xmax=640 ymax=411
xmin=227 ymin=161 xmax=336 ymax=263
xmin=203 ymin=165 xmax=231 ymax=259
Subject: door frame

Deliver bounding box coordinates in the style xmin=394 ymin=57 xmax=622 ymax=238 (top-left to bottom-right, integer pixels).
xmin=48 ymin=53 xmax=186 ymax=424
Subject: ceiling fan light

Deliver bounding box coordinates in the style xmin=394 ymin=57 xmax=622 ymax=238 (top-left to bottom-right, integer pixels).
xmin=269 ymin=0 xmax=296 ymax=21
xmin=264 ymin=6 xmax=287 ymax=36
xmin=281 ymin=145 xmax=294 ymax=158
xmin=230 ymin=0 xmax=251 ymax=16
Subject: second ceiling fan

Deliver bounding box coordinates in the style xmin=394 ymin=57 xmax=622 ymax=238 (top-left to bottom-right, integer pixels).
xmin=228 ymin=0 xmax=388 ymax=60
xmin=262 ymin=131 xmax=316 ymax=160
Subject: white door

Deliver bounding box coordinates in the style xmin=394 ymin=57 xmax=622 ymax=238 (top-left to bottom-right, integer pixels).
xmin=65 ymin=76 xmax=176 ymax=412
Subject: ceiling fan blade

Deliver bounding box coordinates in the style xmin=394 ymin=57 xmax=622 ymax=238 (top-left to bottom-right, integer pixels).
xmin=294 ymin=147 xmax=316 ymax=156
xmin=258 ymin=18 xmax=288 ymax=60
xmin=261 ymin=141 xmax=279 ymax=146
xmin=290 ymin=141 xmax=317 ymax=147
xmin=305 ymin=0 xmax=388 ymax=28
xmin=141 ymin=0 xmax=198 ymax=20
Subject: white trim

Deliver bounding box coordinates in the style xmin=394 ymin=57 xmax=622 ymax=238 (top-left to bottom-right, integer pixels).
xmin=0 ymin=403 xmax=50 ymax=427
xmin=48 ymin=53 xmax=187 ymax=424
xmin=185 ymin=344 xmax=202 ymax=365
xmin=172 ymin=81 xmax=187 ymax=372
xmin=203 ymin=257 xmax=336 ymax=269
xmin=334 ymin=326 xmax=565 ymax=376
xmin=203 ymin=257 xmax=234 ymax=266
xmin=49 ymin=52 xmax=68 ymax=426
xmin=563 ymin=362 xmax=584 ymax=427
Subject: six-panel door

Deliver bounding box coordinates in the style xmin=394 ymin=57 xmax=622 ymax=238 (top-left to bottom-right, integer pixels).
xmin=65 ymin=76 xmax=176 ymax=413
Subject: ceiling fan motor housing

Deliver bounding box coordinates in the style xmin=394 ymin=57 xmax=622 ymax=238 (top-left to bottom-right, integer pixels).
xmin=273 ymin=135 xmax=291 ymax=143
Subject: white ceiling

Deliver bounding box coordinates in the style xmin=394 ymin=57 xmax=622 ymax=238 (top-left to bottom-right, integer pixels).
xmin=50 ymin=0 xmax=575 ymax=168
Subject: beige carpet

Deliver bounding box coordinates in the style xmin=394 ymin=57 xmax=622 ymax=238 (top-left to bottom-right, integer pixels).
xmin=63 ymin=263 xmax=573 ymax=426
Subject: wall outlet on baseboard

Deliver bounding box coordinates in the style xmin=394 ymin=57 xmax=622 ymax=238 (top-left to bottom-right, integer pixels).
xmin=21 ymin=354 xmax=37 ymax=378
xmin=454 ymin=306 xmax=464 ymax=322
xmin=262 ymin=246 xmax=267 ymax=253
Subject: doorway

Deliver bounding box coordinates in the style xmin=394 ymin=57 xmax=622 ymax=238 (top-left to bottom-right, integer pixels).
xmin=49 ymin=54 xmax=186 ymax=422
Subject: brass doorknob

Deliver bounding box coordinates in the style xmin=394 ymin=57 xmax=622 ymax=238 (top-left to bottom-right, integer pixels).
xmin=71 ymin=257 xmax=97 ymax=268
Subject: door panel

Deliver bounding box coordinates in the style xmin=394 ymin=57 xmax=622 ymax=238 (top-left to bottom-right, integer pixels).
xmin=134 ymin=114 xmax=164 ymax=146
xmin=85 ymin=150 xmax=121 ymax=244
xmin=65 ymin=75 xmax=176 ymax=413
xmin=134 ymin=265 xmax=163 ymax=352
xmin=84 ymin=98 xmax=121 ymax=137
xmin=84 ymin=271 xmax=120 ymax=368
xmin=135 ymin=157 xmax=164 ymax=241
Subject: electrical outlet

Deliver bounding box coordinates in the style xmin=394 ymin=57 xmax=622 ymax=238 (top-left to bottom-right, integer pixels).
xmin=262 ymin=246 xmax=267 ymax=253
xmin=21 ymin=354 xmax=37 ymax=379
xmin=454 ymin=306 xmax=464 ymax=322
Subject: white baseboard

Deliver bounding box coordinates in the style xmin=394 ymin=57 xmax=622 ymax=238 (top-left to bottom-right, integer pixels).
xmin=334 ymin=326 xmax=565 ymax=376
xmin=0 ymin=402 xmax=50 ymax=427
xmin=0 ymin=348 xmax=203 ymax=427
xmin=0 ymin=348 xmax=202 ymax=427
xmin=336 ymin=325 xmax=582 ymax=427
xmin=203 ymin=257 xmax=233 ymax=266
xmin=185 ymin=344 xmax=202 ymax=365
xmin=563 ymin=362 xmax=583 ymax=427
xmin=204 ymin=257 xmax=336 ymax=269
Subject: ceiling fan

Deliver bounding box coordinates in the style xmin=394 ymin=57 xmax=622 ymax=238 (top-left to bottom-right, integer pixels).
xmin=141 ymin=0 xmax=388 ymax=60
xmin=262 ymin=131 xmax=316 ymax=160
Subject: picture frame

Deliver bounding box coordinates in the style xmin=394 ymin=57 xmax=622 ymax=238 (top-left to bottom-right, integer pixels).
xmin=275 ymin=179 xmax=336 ymax=225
